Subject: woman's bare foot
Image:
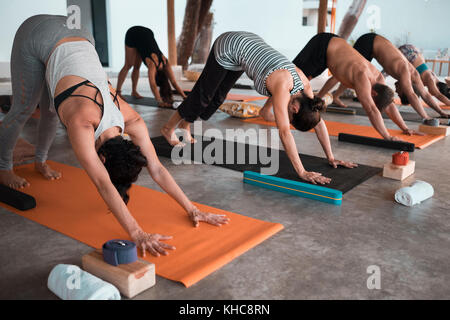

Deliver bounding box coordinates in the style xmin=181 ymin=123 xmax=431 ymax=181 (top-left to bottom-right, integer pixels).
xmin=161 ymin=126 xmax=184 ymax=146
xmin=178 ymin=121 xmax=197 ymax=144
xmin=35 ymin=162 xmax=62 ymax=180
xmin=131 ymin=91 xmax=143 ymax=99
xmin=333 ymin=97 xmax=348 ymax=108
xmin=0 ymin=170 xmax=30 ymax=189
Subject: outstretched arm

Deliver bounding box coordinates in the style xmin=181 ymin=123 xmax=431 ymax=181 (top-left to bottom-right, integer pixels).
xmin=314 ymin=119 xmax=357 ymax=168
xmin=384 ymin=103 xmax=423 ymax=136
xmin=120 ymin=100 xmax=229 ymax=228
xmin=267 ymin=71 xmax=330 ymax=184
xmin=424 ymin=73 xmax=450 ymax=107
xmin=146 ymin=59 xmax=167 ymax=106
xmin=317 ymin=76 xmax=340 ymax=98
xmin=412 ymin=72 xmax=448 ymax=117
xmin=354 ymin=76 xmax=399 ymax=140
xmin=164 ymin=60 xmax=187 ymax=99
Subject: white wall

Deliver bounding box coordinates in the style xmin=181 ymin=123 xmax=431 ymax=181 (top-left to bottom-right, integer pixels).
xmin=105 ymin=0 xmax=311 ymax=71
xmin=0 ymin=0 xmax=67 ymax=76
xmin=1 ymin=0 xmax=449 ymax=76
xmin=335 ymin=0 xmax=450 ymax=52
xmin=106 ymin=0 xmax=185 ymax=71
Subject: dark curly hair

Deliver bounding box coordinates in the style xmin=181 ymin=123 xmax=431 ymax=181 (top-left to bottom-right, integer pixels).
xmin=437 ymin=81 xmax=450 ymax=99
xmin=97 ymin=136 xmax=148 ymax=204
xmin=291 ymin=96 xmax=326 ymax=131
xmin=155 ymin=70 xmax=173 ymax=105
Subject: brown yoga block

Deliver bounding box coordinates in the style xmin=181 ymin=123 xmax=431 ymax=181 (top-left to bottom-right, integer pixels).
xmin=418 ymin=124 xmax=450 ymax=136
xmin=82 ymin=250 xmax=155 ymax=298
xmin=382 ymin=160 xmax=415 ymax=181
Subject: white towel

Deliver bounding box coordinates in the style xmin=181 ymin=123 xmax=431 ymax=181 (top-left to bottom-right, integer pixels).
xmin=395 ymin=180 xmax=434 ymax=207
xmin=48 ymin=264 xmax=121 ymax=300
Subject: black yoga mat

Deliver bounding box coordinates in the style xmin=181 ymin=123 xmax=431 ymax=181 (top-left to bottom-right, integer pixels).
xmin=338 ymin=133 xmax=415 ymax=152
xmin=350 ymin=106 xmax=424 ymax=122
xmin=151 ymin=135 xmax=381 ymax=193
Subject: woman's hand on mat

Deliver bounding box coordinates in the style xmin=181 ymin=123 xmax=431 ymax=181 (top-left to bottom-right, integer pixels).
xmin=188 ymin=207 xmax=230 ymax=228
xmin=402 ymin=128 xmax=425 ymax=136
xmin=298 ymin=170 xmax=331 ymax=185
xmin=328 ymin=159 xmax=358 ymax=169
xmin=158 ymin=100 xmax=172 ymax=108
xmin=131 ymin=229 xmax=176 ymax=257
xmin=385 ymin=135 xmax=403 ymax=142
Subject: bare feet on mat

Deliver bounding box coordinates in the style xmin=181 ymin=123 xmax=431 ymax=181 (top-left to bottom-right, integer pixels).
xmin=35 ymin=162 xmax=62 ymax=180
xmin=131 ymin=91 xmax=143 ymax=99
xmin=332 ymin=97 xmax=348 ymax=108
xmin=161 ymin=126 xmax=184 ymax=146
xmin=0 ymin=170 xmax=30 ymax=189
xmin=178 ymin=120 xmax=197 ymax=144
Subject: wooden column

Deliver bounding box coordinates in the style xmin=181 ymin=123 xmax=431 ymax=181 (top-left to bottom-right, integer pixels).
xmin=167 ymin=0 xmax=177 ymax=65
xmin=317 ymin=0 xmax=328 ymax=34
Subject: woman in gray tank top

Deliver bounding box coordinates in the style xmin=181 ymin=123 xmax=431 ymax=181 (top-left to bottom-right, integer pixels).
xmin=0 ymin=15 xmax=229 ymax=256
xmin=162 ymin=31 xmax=356 ymax=184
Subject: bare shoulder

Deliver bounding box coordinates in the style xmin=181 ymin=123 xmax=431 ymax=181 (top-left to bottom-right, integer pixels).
xmin=266 ymin=69 xmax=293 ymax=92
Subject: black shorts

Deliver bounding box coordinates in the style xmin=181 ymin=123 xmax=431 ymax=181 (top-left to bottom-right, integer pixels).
xmin=353 ymin=33 xmax=377 ymax=62
xmin=292 ymin=33 xmax=339 ymax=79
xmin=125 ymin=26 xmax=162 ymax=67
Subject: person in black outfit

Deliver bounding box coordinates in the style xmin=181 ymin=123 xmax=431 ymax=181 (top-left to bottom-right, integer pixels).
xmin=292 ymin=32 xmax=339 ymax=80
xmin=116 ymin=26 xmax=187 ymax=107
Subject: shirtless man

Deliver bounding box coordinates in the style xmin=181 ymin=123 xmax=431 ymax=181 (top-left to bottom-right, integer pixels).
xmin=328 ymin=33 xmax=449 ymax=121
xmin=261 ymin=33 xmax=416 ymax=140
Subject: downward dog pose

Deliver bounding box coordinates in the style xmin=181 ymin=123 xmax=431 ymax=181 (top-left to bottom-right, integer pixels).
xmin=287 ymin=33 xmax=419 ymax=140
xmin=398 ymin=44 xmax=450 ymax=106
xmin=161 ymin=32 xmax=356 ymax=185
xmin=0 ymin=15 xmax=228 ymax=257
xmin=328 ymin=33 xmax=449 ymax=120
xmin=116 ymin=26 xmax=187 ymax=107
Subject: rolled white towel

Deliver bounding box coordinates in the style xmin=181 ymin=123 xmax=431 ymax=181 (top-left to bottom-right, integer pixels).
xmin=48 ymin=264 xmax=120 ymax=300
xmin=395 ymin=180 xmax=434 ymax=207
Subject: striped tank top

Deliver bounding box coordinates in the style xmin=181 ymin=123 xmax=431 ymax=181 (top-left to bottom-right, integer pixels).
xmin=213 ymin=31 xmax=304 ymax=96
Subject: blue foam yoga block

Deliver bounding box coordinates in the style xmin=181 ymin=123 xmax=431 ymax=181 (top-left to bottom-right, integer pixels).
xmin=243 ymin=171 xmax=343 ymax=205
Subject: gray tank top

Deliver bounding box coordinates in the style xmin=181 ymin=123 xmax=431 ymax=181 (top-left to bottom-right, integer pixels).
xmin=46 ymin=41 xmax=124 ymax=140
xmin=214 ymin=31 xmax=304 ymax=96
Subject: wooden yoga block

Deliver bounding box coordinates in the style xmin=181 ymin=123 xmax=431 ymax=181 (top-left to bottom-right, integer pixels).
xmin=82 ymin=250 xmax=155 ymax=299
xmin=382 ymin=160 xmax=415 ymax=181
xmin=418 ymin=124 xmax=450 ymax=136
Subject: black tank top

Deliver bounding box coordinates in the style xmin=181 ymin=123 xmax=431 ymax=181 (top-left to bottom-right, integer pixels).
xmin=125 ymin=26 xmax=165 ymax=68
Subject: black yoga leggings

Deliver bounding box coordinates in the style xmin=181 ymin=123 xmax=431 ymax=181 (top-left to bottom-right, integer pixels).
xmin=177 ymin=46 xmax=244 ymax=123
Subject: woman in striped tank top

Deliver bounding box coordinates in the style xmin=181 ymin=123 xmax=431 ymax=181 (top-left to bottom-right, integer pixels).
xmin=162 ymin=32 xmax=356 ymax=184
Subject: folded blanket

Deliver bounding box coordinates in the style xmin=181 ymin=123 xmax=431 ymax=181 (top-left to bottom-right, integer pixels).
xmin=48 ymin=264 xmax=120 ymax=300
xmin=395 ymin=180 xmax=434 ymax=207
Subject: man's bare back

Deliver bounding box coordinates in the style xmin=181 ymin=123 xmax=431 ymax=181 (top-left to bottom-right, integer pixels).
xmin=326 ymin=37 xmax=380 ymax=88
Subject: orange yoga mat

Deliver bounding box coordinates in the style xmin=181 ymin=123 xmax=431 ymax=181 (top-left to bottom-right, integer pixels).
xmin=226 ymin=93 xmax=267 ymax=102
xmin=1 ymin=161 xmax=283 ymax=287
xmin=393 ymin=97 xmax=450 ymax=110
xmin=242 ymin=118 xmax=444 ymax=149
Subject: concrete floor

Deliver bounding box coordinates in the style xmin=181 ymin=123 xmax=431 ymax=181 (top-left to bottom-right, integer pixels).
xmin=0 ymin=77 xmax=449 ymax=300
